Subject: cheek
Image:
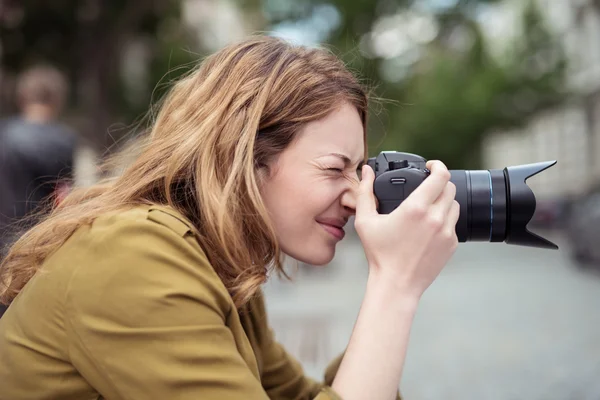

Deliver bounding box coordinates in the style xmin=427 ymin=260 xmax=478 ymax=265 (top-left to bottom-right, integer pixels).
xmin=293 ymin=178 xmax=341 ymax=215
xmin=307 ymin=187 xmax=339 ymax=214
xmin=267 ymin=178 xmax=340 ymax=228
xmin=262 ymin=176 xmax=307 ymax=225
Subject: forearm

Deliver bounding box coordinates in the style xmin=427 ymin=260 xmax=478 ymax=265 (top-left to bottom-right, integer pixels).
xmin=331 ymin=269 xmax=418 ymax=400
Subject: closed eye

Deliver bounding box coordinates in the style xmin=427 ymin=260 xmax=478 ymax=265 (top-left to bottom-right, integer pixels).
xmin=327 ymin=168 xmax=344 ymax=173
xmin=356 ymin=167 xmax=363 ymax=180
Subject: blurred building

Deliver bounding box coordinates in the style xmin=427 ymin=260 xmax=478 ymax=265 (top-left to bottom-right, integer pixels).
xmin=482 ymin=0 xmax=600 ymax=200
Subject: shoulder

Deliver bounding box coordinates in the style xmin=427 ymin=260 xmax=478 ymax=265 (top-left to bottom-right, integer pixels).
xmin=88 ymin=204 xmax=195 ymax=239
xmin=64 ymin=205 xmax=234 ymax=322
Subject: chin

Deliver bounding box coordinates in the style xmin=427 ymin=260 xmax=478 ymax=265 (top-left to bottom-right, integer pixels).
xmin=291 ymin=245 xmax=336 ymax=266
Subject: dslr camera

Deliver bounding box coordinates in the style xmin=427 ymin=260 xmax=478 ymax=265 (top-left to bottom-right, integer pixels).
xmin=367 ymin=151 xmax=558 ymax=249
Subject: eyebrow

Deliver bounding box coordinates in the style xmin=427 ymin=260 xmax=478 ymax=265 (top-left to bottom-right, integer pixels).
xmin=328 ymin=153 xmax=365 ymax=168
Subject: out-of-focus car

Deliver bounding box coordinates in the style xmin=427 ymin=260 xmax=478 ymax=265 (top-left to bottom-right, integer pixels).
xmin=564 ymin=185 xmax=600 ymax=267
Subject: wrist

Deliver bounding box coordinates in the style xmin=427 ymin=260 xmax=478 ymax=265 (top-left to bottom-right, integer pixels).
xmin=365 ymin=268 xmax=421 ymax=314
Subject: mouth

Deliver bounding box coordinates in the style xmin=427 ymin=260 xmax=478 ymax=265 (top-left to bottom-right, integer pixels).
xmin=317 ymin=221 xmax=346 ymax=240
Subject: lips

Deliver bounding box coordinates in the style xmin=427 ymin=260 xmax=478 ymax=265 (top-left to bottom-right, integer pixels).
xmin=317 ymin=218 xmax=347 ymax=240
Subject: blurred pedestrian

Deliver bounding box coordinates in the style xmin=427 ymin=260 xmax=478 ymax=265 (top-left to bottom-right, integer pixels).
xmin=0 ymin=65 xmax=76 ymax=317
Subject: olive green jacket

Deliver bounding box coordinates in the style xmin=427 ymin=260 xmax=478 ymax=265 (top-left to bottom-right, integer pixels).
xmin=0 ymin=205 xmax=401 ymax=400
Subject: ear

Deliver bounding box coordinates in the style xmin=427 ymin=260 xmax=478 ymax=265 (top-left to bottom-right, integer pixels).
xmin=255 ymin=163 xmax=270 ymax=188
xmin=255 ymin=155 xmax=281 ymax=187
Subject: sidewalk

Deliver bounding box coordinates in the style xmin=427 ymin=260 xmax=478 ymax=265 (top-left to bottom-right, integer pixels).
xmin=263 ymin=230 xmax=600 ymax=399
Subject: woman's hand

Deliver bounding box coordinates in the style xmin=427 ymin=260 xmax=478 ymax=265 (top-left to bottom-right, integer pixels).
xmin=333 ymin=161 xmax=459 ymax=400
xmin=355 ymin=161 xmax=460 ymax=300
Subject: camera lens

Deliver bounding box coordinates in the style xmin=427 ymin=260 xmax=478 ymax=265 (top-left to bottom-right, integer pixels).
xmin=451 ymin=170 xmax=507 ymax=243
xmin=450 ymin=161 xmax=558 ymax=249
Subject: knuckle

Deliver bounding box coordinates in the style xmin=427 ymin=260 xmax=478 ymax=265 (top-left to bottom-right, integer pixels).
xmin=453 ymin=200 xmax=461 ymax=216
xmin=441 ymin=227 xmax=458 ymax=248
xmin=444 ymin=228 xmax=457 ymax=242
xmin=431 ymin=160 xmax=449 ymax=176
xmin=450 ymin=237 xmax=459 ymax=251
xmin=447 ymin=182 xmax=456 ymax=196
xmin=440 ymin=168 xmax=451 ymax=181
xmin=427 ymin=214 xmax=444 ymax=231
xmin=406 ymin=202 xmax=427 ymax=218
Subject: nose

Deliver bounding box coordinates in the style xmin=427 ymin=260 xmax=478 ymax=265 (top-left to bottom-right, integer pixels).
xmin=340 ymin=180 xmax=359 ymax=215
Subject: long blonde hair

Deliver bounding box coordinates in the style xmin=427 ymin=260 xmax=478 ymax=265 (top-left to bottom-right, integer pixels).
xmin=0 ymin=36 xmax=368 ymax=307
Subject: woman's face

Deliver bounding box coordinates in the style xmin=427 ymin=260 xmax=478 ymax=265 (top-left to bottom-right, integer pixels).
xmin=260 ymin=102 xmax=365 ymax=265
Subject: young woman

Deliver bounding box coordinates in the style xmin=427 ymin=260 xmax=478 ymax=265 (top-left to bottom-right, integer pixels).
xmin=0 ymin=36 xmax=459 ymax=400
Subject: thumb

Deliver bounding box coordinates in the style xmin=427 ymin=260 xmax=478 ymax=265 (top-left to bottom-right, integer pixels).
xmin=356 ymin=165 xmax=378 ymax=218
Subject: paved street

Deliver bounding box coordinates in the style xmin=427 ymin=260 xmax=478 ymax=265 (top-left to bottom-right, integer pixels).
xmin=263 ymin=229 xmax=600 ymax=400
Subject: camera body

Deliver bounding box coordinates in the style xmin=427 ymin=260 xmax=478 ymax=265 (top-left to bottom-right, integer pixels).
xmin=367 ymin=152 xmax=430 ymax=214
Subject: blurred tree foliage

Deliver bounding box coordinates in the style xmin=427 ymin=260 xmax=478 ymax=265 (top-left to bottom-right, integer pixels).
xmin=255 ymin=0 xmax=567 ymax=168
xmin=0 ymin=0 xmax=199 ymax=148
xmin=1 ymin=0 xmax=566 ymax=168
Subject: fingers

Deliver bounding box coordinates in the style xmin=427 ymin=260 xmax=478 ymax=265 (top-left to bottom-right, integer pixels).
xmin=417 ymin=182 xmax=456 ymax=234
xmin=432 ymin=181 xmax=457 ymax=217
xmin=448 ymin=200 xmax=460 ymax=227
xmin=408 ymin=161 xmax=451 ymax=205
xmin=444 ymin=200 xmax=460 ymax=241
xmin=356 ymin=165 xmax=378 ymax=219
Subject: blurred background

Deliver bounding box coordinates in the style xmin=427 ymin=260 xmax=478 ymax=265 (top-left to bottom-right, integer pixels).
xmin=2 ymin=0 xmax=600 ymax=398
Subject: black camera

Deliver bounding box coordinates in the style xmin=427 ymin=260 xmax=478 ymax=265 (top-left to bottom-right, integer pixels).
xmin=367 ymin=151 xmax=558 ymax=249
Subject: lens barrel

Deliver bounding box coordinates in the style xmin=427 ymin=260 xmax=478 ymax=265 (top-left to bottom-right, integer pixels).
xmin=451 ymin=169 xmax=507 ymax=242
xmin=450 ymin=161 xmax=558 ymax=249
